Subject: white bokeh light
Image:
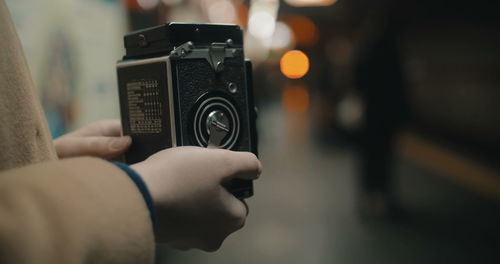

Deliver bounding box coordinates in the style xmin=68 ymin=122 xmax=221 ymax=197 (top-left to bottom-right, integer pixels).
xmin=161 ymin=0 xmax=183 ymax=5
xmin=138 ymin=0 xmax=160 ymax=10
xmin=271 ymin=21 xmax=294 ymax=50
xmin=248 ymin=11 xmax=276 ymax=39
xmin=285 ymin=0 xmax=337 ymax=6
xmin=207 ymin=0 xmax=237 ymax=24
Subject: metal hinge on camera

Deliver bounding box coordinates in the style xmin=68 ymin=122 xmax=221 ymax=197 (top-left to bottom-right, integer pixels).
xmin=169 ymin=40 xmax=240 ymax=73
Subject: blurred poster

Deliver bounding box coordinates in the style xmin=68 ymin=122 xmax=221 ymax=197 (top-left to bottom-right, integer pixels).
xmin=6 ymin=0 xmax=127 ymax=137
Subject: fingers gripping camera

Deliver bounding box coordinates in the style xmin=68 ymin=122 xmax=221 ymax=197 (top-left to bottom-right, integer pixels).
xmin=116 ymin=23 xmax=258 ymax=198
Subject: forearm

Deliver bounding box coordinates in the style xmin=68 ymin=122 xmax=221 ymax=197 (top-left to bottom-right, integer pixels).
xmin=0 ymin=157 xmax=154 ymax=264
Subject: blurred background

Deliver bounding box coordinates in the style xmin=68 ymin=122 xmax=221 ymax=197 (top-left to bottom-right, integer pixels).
xmin=6 ymin=0 xmax=500 ymax=263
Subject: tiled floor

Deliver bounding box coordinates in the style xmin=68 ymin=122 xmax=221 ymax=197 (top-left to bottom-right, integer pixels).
xmin=157 ymin=102 xmax=500 ymax=264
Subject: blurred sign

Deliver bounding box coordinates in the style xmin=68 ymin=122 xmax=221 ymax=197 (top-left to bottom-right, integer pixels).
xmin=7 ymin=0 xmax=126 ymax=136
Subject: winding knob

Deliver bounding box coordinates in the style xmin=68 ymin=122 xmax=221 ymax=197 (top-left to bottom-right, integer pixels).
xmin=206 ymin=110 xmax=230 ymax=147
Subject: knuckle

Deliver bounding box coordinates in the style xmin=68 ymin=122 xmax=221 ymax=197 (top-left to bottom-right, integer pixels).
xmin=215 ymin=153 xmax=236 ymax=174
xmin=226 ymin=206 xmax=246 ymax=229
xmin=104 ymin=138 xmax=118 ymax=152
xmin=201 ymin=239 xmax=224 ymax=252
xmin=249 ymin=152 xmax=258 ymax=161
xmin=220 ymin=152 xmax=234 ymax=167
xmin=254 ymin=159 xmax=263 ymax=175
xmin=87 ymin=137 xmax=101 ymax=151
xmin=233 ymin=216 xmax=246 ymax=230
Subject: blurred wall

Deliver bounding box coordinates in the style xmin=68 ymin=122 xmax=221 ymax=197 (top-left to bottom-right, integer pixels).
xmin=6 ymin=0 xmax=127 ymax=137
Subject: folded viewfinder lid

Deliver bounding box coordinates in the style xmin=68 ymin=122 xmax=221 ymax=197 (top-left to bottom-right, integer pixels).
xmin=123 ymin=23 xmax=243 ymax=59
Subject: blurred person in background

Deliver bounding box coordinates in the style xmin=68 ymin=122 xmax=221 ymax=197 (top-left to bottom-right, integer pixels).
xmin=354 ymin=0 xmax=500 ymax=219
xmin=355 ymin=0 xmax=408 ymax=219
xmin=0 ymin=1 xmax=261 ymax=263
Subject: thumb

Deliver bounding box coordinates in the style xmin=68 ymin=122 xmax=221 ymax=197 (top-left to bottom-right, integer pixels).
xmin=55 ymin=136 xmax=132 ymax=159
xmin=219 ymin=151 xmax=262 ymax=181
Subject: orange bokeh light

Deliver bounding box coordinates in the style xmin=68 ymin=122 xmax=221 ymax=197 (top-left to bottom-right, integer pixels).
xmin=234 ymin=2 xmax=249 ymax=28
xmin=282 ymin=84 xmax=310 ymax=113
xmin=280 ymin=50 xmax=310 ymax=79
xmin=282 ymin=16 xmax=319 ymax=48
xmin=125 ymin=0 xmax=141 ymax=11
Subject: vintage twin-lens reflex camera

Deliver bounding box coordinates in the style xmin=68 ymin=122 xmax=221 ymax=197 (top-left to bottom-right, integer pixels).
xmin=116 ymin=23 xmax=258 ymax=198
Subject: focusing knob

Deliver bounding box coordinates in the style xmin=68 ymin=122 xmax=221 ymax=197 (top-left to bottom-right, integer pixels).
xmin=206 ymin=111 xmax=230 ymax=147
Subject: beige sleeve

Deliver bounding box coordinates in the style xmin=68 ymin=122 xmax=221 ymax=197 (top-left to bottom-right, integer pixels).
xmin=0 ymin=0 xmax=58 ymax=170
xmin=0 ymin=157 xmax=155 ymax=264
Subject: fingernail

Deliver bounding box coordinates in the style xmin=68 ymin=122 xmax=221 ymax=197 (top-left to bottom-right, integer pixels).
xmin=110 ymin=136 xmax=132 ymax=151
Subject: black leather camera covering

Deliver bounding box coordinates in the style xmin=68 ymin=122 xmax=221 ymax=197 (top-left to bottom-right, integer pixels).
xmin=172 ymin=58 xmax=254 ymax=197
xmin=173 ymin=58 xmax=250 ymax=149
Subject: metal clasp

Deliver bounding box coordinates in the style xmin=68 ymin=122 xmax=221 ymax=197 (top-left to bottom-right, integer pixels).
xmin=209 ymin=43 xmax=227 ymax=73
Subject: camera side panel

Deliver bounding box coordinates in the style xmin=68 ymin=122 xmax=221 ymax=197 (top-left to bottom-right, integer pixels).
xmin=117 ymin=59 xmax=176 ymax=164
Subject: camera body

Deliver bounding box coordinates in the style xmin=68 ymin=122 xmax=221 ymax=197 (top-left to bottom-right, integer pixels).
xmin=116 ymin=23 xmax=257 ymax=198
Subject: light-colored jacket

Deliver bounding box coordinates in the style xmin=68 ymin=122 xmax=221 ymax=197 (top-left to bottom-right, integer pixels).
xmin=0 ymin=1 xmax=154 ymax=263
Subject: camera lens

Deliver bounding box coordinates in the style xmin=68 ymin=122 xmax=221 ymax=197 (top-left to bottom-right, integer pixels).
xmin=193 ymin=95 xmax=240 ymax=149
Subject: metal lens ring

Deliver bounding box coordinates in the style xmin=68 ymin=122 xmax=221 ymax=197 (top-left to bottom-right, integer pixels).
xmin=193 ymin=96 xmax=240 ymax=149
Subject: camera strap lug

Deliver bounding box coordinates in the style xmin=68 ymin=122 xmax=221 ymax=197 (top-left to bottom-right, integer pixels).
xmin=169 ymin=41 xmax=195 ymax=59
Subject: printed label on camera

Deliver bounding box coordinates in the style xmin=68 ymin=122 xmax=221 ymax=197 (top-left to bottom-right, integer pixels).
xmin=126 ymin=79 xmax=162 ymax=133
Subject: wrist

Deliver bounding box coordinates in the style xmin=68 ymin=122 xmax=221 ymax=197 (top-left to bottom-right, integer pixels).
xmin=112 ymin=162 xmax=156 ymax=230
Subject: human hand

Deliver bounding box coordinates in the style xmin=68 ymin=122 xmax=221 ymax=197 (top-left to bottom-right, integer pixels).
xmin=54 ymin=120 xmax=131 ymax=159
xmin=131 ymin=146 xmax=262 ymax=251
